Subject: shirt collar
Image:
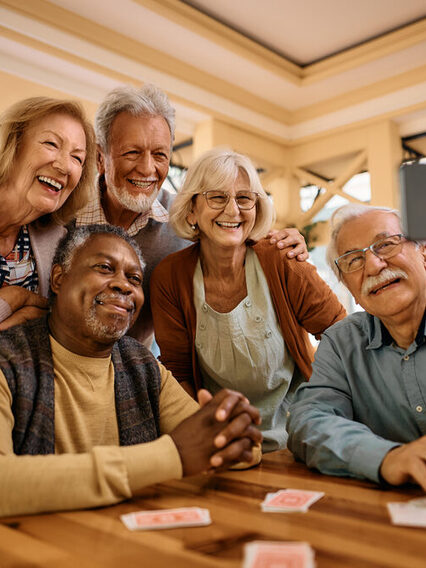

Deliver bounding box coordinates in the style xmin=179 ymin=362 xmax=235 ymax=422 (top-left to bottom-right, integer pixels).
xmin=75 ymin=175 xmax=169 ymax=237
xmin=415 ymin=309 xmax=426 ymax=346
xmin=367 ymin=309 xmax=426 ymax=349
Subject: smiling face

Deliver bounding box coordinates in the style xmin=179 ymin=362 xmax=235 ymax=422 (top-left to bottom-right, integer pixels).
xmin=50 ymin=234 xmax=144 ymax=357
xmin=337 ymin=211 xmax=426 ymax=322
xmin=187 ymin=171 xmax=257 ymax=252
xmin=9 ymin=112 xmax=86 ymax=218
xmin=99 ymin=112 xmax=171 ymax=214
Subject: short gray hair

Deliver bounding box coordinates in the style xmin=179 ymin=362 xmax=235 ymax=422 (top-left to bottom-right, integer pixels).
xmin=326 ymin=203 xmax=401 ymax=280
xmin=170 ymin=147 xmax=275 ymax=242
xmin=95 ymin=84 xmax=175 ymax=152
xmin=49 ymin=224 xmax=145 ymax=305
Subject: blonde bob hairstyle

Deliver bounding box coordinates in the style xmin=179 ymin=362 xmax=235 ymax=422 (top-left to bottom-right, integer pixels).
xmin=170 ymin=147 xmax=275 ymax=242
xmin=0 ymin=96 xmax=96 ymax=225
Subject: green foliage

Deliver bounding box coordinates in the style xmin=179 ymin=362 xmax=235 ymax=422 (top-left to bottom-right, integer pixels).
xmin=301 ymin=222 xmax=319 ymax=252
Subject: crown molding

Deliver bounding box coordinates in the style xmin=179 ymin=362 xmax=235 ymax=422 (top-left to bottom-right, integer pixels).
xmin=135 ymin=0 xmax=302 ymax=83
xmin=0 ymin=0 xmax=291 ymax=123
xmin=137 ymin=0 xmax=426 ymax=85
xmin=303 ymin=18 xmax=426 ymax=84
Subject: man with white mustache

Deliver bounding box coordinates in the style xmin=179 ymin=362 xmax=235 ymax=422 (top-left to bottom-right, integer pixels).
xmin=287 ymin=204 xmax=426 ymax=490
xmin=76 ymin=84 xmax=309 ymax=347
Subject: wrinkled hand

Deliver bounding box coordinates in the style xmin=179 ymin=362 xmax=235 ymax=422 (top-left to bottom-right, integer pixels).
xmin=268 ymin=228 xmax=308 ymax=261
xmin=0 ymin=306 xmax=48 ymax=330
xmin=380 ymin=436 xmax=426 ymax=491
xmin=197 ymin=388 xmax=261 ymax=425
xmin=170 ymin=389 xmax=262 ymax=476
xmin=197 ymin=388 xmax=262 ymax=468
xmin=0 ymin=287 xmax=48 ymax=330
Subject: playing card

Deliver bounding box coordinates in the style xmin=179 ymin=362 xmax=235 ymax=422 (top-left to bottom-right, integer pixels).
xmin=407 ymin=497 xmax=426 ymax=508
xmin=387 ymin=502 xmax=426 ymax=528
xmin=243 ymin=541 xmax=315 ymax=568
xmin=261 ymin=489 xmax=324 ymax=512
xmin=120 ymin=507 xmax=211 ymax=531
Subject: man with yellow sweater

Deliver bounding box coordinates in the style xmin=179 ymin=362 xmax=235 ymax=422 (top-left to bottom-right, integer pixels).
xmin=0 ymin=224 xmax=261 ymax=517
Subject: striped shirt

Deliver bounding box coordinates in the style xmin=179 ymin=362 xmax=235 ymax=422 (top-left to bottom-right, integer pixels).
xmin=0 ymin=225 xmax=38 ymax=292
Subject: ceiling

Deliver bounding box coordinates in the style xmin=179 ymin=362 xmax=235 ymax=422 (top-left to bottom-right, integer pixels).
xmin=0 ymin=0 xmax=425 ymax=162
xmin=185 ymin=0 xmax=426 ymax=65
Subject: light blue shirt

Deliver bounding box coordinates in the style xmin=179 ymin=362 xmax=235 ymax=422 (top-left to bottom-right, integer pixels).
xmin=287 ymin=310 xmax=426 ymax=483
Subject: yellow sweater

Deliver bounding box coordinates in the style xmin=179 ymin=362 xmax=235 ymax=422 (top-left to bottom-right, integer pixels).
xmin=0 ymin=336 xmax=199 ymax=517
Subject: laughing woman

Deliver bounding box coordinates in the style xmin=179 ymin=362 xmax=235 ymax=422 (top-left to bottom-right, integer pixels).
xmin=150 ymin=148 xmax=346 ymax=452
xmin=0 ymin=97 xmax=95 ymax=329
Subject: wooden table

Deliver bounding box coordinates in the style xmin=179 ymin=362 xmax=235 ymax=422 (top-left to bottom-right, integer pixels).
xmin=0 ymin=450 xmax=424 ymax=567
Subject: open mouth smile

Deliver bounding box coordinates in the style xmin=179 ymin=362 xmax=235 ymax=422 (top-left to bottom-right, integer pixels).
xmin=37 ymin=176 xmax=64 ymax=192
xmin=215 ymin=221 xmax=241 ymax=228
xmin=128 ymin=179 xmax=157 ymax=189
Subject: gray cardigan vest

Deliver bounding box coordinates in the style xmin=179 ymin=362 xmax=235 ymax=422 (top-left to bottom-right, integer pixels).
xmin=0 ymin=317 xmax=161 ymax=455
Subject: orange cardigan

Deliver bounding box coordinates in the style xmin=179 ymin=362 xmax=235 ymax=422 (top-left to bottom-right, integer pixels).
xmin=150 ymin=239 xmax=346 ymax=392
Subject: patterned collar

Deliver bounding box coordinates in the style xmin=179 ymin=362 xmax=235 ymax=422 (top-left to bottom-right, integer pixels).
xmin=75 ymin=175 xmax=169 ymax=237
xmin=0 ymin=224 xmax=38 ymax=291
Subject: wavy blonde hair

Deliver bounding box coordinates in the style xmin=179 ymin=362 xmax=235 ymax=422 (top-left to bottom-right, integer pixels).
xmin=170 ymin=147 xmax=275 ymax=242
xmin=0 ymin=96 xmax=96 ymax=225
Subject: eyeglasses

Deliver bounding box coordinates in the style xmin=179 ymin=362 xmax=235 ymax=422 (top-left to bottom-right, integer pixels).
xmin=201 ymin=190 xmax=259 ymax=210
xmin=335 ymin=234 xmax=406 ymax=274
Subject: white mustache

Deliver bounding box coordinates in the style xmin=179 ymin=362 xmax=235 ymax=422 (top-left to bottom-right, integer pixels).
xmin=361 ymin=268 xmax=408 ymax=296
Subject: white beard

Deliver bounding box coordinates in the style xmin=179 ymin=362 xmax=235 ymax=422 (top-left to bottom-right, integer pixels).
xmin=108 ymin=181 xmax=160 ymax=213
xmin=86 ymin=304 xmax=131 ymax=341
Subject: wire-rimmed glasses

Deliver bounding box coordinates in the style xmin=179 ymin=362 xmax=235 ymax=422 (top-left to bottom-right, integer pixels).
xmin=334 ymin=234 xmax=406 ymax=273
xmin=201 ymin=190 xmax=259 ymax=210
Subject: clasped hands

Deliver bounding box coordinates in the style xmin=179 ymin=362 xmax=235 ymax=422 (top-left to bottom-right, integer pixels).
xmin=170 ymin=388 xmax=262 ymax=477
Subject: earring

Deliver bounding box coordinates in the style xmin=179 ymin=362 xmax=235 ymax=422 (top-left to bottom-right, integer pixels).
xmin=190 ymin=224 xmax=197 ymax=231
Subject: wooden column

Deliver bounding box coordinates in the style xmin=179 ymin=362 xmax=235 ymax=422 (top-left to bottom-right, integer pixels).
xmin=367 ymin=120 xmax=403 ymax=208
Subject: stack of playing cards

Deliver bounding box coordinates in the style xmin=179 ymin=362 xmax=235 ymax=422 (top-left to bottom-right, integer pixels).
xmin=387 ymin=497 xmax=426 ymax=528
xmin=243 ymin=541 xmax=315 ymax=568
xmin=120 ymin=507 xmax=211 ymax=531
xmin=261 ymin=489 xmax=324 ymax=513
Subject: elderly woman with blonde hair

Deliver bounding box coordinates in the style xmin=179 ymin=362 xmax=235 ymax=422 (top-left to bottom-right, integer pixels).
xmin=151 ymin=147 xmax=346 ymax=452
xmin=0 ymin=96 xmax=96 ymax=329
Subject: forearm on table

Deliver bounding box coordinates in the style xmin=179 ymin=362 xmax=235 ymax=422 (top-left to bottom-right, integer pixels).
xmin=0 ymin=446 xmax=130 ymax=517
xmin=0 ymin=365 xmax=191 ymax=517
xmin=0 ymin=437 xmax=186 ymax=518
xmin=287 ymin=407 xmax=398 ymax=483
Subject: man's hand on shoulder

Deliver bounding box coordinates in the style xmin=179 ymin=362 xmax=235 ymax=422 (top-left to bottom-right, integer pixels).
xmin=380 ymin=436 xmax=426 ymax=491
xmin=0 ymin=287 xmax=48 ymax=330
xmin=267 ymin=228 xmax=308 ymax=261
xmin=170 ymin=389 xmax=262 ymax=476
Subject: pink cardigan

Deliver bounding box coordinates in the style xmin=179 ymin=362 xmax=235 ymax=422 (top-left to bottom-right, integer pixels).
xmin=150 ymin=239 xmax=346 ymax=392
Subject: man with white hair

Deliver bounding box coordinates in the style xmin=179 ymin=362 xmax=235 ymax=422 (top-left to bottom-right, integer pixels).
xmin=76 ymin=84 xmax=308 ymax=346
xmin=287 ymin=203 xmax=426 ymax=490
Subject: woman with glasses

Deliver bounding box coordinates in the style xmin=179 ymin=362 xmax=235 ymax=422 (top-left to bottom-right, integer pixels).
xmin=150 ymin=147 xmax=346 ymax=451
